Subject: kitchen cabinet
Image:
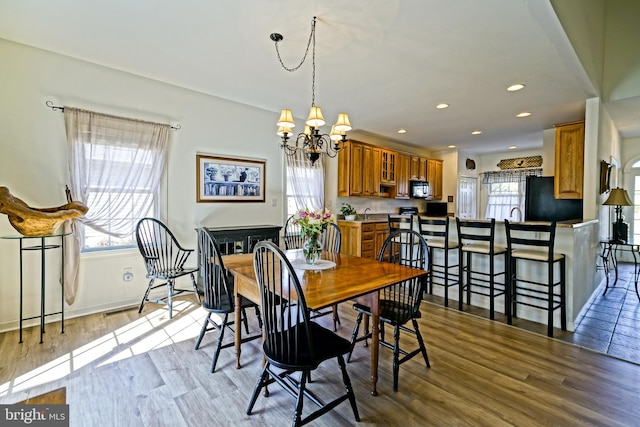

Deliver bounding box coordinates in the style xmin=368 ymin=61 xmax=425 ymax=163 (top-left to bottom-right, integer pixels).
xmin=338 ymin=220 xmax=388 ymax=259
xmin=396 ymin=153 xmax=411 ymax=199
xmin=362 ymin=145 xmax=381 ymax=197
xmin=337 ymin=141 xmax=379 ymax=197
xmin=410 ymin=156 xmax=427 ymax=181
xmin=338 ymin=141 xmax=363 ymax=196
xmin=427 ymin=158 xmax=443 ymax=200
xmin=380 ymin=150 xmax=397 ymax=184
xmin=554 ymin=120 xmax=584 ymax=199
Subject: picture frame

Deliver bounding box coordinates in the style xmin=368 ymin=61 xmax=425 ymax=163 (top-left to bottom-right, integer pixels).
xmin=599 ymin=160 xmax=611 ymax=194
xmin=196 ymin=154 xmax=265 ymax=203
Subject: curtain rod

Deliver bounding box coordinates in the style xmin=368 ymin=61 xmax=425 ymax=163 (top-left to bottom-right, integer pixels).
xmin=45 ymin=101 xmax=181 ymax=131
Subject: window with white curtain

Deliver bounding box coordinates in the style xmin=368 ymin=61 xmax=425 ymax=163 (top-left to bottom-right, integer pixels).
xmin=482 ymin=168 xmax=541 ymax=220
xmin=65 ymin=107 xmax=169 ymax=251
xmin=485 ymin=182 xmax=521 ymax=220
xmin=285 ymin=151 xmax=325 ymax=217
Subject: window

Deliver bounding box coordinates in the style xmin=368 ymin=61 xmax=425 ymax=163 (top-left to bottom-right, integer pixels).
xmin=285 ymin=151 xmax=324 ymax=218
xmin=485 ymin=182 xmax=521 ymax=220
xmin=65 ymin=108 xmax=169 ymax=252
xmin=482 ymin=168 xmax=541 ymax=220
xmin=82 ymin=144 xmax=158 ymax=250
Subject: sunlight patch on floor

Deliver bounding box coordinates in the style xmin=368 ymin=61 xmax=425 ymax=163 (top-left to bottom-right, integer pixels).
xmin=1 ymin=300 xmax=206 ymax=397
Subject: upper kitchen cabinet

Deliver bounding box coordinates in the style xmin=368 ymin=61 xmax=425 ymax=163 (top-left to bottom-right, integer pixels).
xmin=554 ymin=120 xmax=584 ymax=199
xmin=338 ymin=141 xmax=362 ymax=196
xmin=337 ymin=140 xmax=379 ymax=197
xmin=410 ymin=156 xmax=427 ymax=181
xmin=362 ymin=145 xmax=381 ymax=197
xmin=396 ymin=153 xmax=411 ymax=199
xmin=427 ymin=158 xmax=443 ymax=200
xmin=380 ymin=149 xmax=397 ymax=185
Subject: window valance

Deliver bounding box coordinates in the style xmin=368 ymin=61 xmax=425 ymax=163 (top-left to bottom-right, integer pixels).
xmin=481 ymin=168 xmax=542 ymax=184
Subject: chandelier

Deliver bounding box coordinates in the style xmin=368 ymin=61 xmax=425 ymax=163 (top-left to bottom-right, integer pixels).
xmin=270 ymin=17 xmax=352 ymax=165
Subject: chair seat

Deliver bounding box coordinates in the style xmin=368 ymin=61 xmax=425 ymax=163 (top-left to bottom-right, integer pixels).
xmin=426 ymin=238 xmax=459 ymax=249
xmin=512 ymin=249 xmax=564 ymax=262
xmin=265 ymin=322 xmax=352 ymax=371
xmin=461 ymin=243 xmax=506 ymax=254
xmin=148 ymin=266 xmax=198 ymax=280
xmin=352 ymin=301 xmax=421 ymax=325
xmin=202 ymin=294 xmax=256 ymax=313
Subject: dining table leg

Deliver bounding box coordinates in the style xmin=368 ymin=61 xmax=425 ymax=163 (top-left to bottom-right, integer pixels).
xmin=369 ymin=292 xmax=380 ymax=396
xmin=235 ymin=293 xmax=242 ymax=369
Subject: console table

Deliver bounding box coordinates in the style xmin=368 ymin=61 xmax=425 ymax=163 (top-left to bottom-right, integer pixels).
xmin=599 ymin=239 xmax=640 ymax=300
xmin=1 ymin=233 xmax=70 ymax=343
xmin=203 ymin=225 xmax=281 ymax=255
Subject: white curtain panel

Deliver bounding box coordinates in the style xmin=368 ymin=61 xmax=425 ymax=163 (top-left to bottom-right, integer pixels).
xmin=285 ymin=150 xmax=325 ymax=213
xmin=63 ymin=107 xmax=169 ymax=304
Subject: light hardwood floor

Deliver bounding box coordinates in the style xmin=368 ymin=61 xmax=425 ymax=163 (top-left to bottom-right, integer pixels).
xmin=2 ymin=296 xmax=640 ymax=426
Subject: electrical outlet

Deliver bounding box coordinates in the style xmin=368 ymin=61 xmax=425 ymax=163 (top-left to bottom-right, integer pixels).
xmin=122 ymin=267 xmax=133 ymax=282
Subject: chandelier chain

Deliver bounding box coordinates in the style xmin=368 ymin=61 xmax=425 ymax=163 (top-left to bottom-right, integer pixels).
xmin=273 ymin=17 xmax=318 ymax=107
xmin=273 ymin=17 xmax=316 ymax=73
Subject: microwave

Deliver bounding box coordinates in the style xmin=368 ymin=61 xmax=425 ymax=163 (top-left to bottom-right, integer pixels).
xmin=410 ymin=181 xmax=431 ymax=199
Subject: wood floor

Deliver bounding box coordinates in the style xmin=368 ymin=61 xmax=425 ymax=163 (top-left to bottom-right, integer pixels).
xmin=1 ymin=294 xmax=640 ymax=426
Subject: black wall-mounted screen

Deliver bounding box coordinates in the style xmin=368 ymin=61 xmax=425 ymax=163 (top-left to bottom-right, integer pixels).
xmin=525 ymin=176 xmax=583 ymax=222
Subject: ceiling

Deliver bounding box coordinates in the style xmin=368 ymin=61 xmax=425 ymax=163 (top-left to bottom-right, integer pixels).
xmin=2 ymin=0 xmax=632 ymax=154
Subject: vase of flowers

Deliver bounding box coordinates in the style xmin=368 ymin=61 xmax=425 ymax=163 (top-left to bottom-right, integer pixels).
xmin=292 ymin=208 xmax=334 ymax=264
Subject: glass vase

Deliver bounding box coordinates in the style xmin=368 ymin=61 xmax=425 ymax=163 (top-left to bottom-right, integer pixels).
xmin=303 ymin=233 xmax=322 ymax=264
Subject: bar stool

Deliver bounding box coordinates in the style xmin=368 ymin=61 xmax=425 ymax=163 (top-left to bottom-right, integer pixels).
xmin=388 ymin=214 xmax=414 ymax=233
xmin=455 ymin=218 xmax=507 ymax=320
xmin=417 ymin=216 xmax=459 ymax=307
xmin=504 ymin=220 xmax=566 ymax=337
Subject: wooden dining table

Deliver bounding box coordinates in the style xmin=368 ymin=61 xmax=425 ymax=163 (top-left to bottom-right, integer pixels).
xmin=224 ymin=248 xmax=428 ymax=396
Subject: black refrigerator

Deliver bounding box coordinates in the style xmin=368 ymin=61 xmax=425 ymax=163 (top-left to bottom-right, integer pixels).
xmin=525 ymin=176 xmax=583 ymax=222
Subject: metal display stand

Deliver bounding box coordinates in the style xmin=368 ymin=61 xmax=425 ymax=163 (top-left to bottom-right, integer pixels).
xmin=1 ymin=233 xmax=69 ymax=343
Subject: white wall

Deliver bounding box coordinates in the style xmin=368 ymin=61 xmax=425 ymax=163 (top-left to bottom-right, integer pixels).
xmin=0 ymin=39 xmax=285 ymax=331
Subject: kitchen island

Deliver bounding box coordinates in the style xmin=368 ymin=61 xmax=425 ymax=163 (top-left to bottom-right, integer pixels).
xmin=428 ymin=218 xmax=600 ymax=332
xmin=340 ymin=215 xmax=600 ymax=332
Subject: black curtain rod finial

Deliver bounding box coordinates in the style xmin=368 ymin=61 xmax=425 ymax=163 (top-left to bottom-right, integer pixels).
xmin=45 ymin=100 xmax=64 ymax=112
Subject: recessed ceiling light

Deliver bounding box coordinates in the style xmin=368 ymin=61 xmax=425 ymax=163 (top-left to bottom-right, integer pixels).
xmin=508 ymin=145 xmax=518 ymax=150
xmin=448 ymin=145 xmax=456 ymax=148
xmin=471 ymin=130 xmax=482 ymax=135
xmin=435 ymin=103 xmax=449 ymax=109
xmin=516 ymin=112 xmax=531 ymax=118
xmin=397 ymin=129 xmax=407 ymax=134
xmin=507 ymin=83 xmax=525 ymax=92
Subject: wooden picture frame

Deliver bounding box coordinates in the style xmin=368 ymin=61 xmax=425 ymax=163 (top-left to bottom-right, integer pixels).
xmin=196 ymin=154 xmax=265 ymax=202
xmin=599 ymin=160 xmax=611 ymax=194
